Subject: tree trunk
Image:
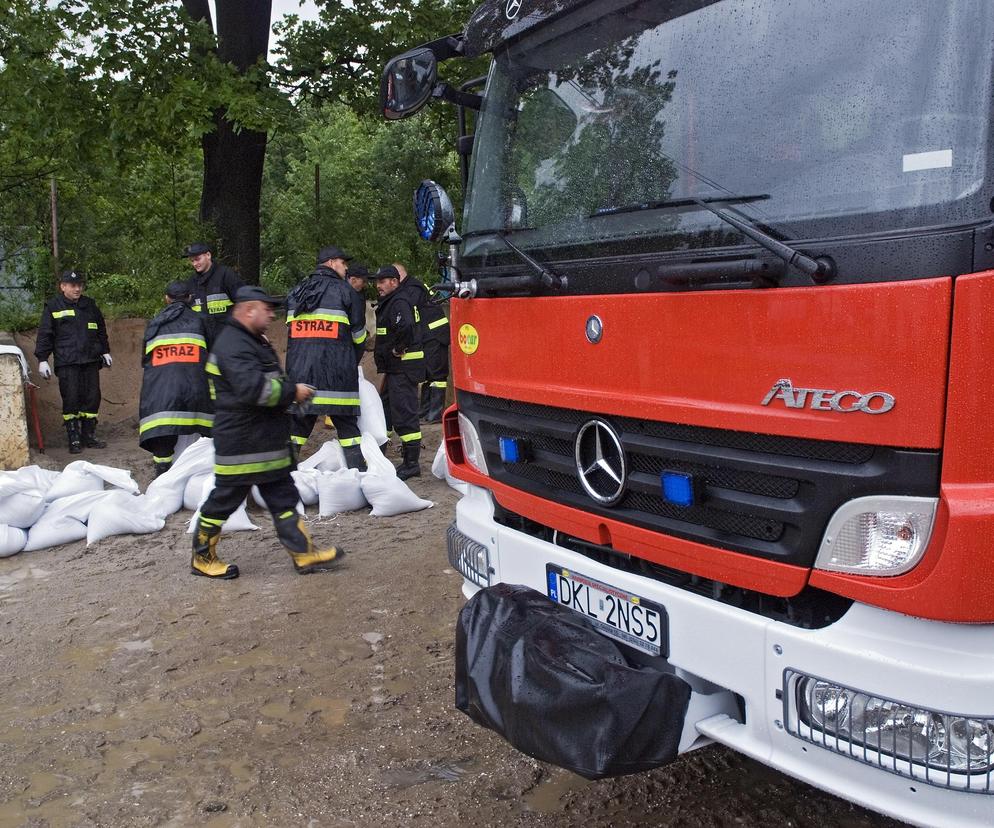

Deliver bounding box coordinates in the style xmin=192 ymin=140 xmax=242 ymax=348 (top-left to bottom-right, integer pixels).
xmin=181 ymin=0 xmax=272 ymax=284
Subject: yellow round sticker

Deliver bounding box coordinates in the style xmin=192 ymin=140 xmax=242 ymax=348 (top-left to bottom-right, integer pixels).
xmin=458 ymin=323 xmax=480 ymax=355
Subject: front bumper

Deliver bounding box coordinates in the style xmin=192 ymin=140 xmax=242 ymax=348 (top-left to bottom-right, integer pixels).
xmin=452 ymin=482 xmax=994 ymax=828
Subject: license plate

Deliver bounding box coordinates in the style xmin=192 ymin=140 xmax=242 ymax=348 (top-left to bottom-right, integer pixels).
xmin=546 ymin=564 xmax=668 ymax=657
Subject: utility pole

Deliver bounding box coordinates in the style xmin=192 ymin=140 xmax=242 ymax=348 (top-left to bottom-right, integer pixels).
xmin=50 ymin=177 xmax=60 ymax=278
xmin=314 ymin=163 xmax=321 ymax=230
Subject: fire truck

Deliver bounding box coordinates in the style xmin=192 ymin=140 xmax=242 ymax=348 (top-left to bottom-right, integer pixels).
xmin=381 ymin=1 xmax=994 ymax=825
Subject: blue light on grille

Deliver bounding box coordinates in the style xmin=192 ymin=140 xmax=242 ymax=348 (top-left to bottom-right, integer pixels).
xmin=499 ymin=436 xmax=522 ymax=463
xmin=661 ymin=471 xmax=694 ymax=507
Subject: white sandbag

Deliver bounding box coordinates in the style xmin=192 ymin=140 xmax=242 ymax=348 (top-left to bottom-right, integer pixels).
xmin=145 ymin=436 xmax=215 ymax=516
xmin=431 ymin=443 xmax=469 ymax=495
xmin=298 ymin=440 xmax=345 ymax=472
xmin=360 ymin=434 xmax=396 ymax=478
xmin=183 ymin=472 xmax=211 ymax=511
xmin=0 ymin=525 xmax=27 ymax=557
xmin=49 ymin=490 xmax=120 ymax=523
xmin=291 ymin=469 xmax=320 ymax=506
xmin=317 ymin=469 xmax=368 ymax=515
xmin=172 ymin=432 xmax=199 ymax=461
xmin=74 ymin=461 xmax=139 ymax=494
xmin=0 ymin=465 xmax=60 ymax=494
xmin=43 ymin=464 xmax=104 ymax=502
xmin=24 ymin=489 xmax=120 ymax=549
xmin=357 ymin=366 xmax=388 ymax=446
xmin=360 ymin=473 xmax=433 ymax=517
xmin=0 ymin=489 xmax=46 ymax=529
xmin=187 ymin=475 xmax=259 ymax=534
xmin=249 ymin=485 xmax=306 ymax=514
xmin=86 ymin=492 xmax=165 ymax=545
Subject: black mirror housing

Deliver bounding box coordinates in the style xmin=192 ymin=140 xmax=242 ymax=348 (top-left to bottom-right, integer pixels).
xmin=381 ymin=48 xmax=438 ymax=120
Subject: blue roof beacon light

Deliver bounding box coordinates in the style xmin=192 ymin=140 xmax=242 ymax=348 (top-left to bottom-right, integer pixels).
xmin=661 ymin=471 xmax=695 ymax=507
xmin=499 ymin=436 xmax=532 ymax=464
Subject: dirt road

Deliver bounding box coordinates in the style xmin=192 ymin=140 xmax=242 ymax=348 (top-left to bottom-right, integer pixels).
xmin=0 ymin=424 xmax=900 ymax=827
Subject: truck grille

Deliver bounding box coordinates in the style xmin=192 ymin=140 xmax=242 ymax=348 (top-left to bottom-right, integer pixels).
xmin=457 ymin=392 xmax=940 ymax=568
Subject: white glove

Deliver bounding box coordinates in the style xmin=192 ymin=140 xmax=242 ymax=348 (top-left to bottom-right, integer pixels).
xmin=102 ymin=353 xmax=113 ymax=367
xmin=38 ymin=361 xmax=52 ymax=380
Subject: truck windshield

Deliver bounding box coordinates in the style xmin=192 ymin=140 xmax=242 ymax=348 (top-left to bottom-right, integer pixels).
xmin=462 ymin=0 xmax=994 ymax=260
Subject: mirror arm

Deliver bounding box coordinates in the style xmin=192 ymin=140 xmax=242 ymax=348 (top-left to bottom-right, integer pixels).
xmin=421 ymin=34 xmax=465 ymax=61
xmin=432 ymin=83 xmax=482 ymax=111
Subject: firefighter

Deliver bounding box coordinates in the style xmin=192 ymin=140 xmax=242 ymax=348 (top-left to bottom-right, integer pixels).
xmin=182 ymin=241 xmax=245 ymax=346
xmin=34 ymin=270 xmax=111 ymax=454
xmin=374 ymin=264 xmax=425 ymax=479
xmin=138 ymin=281 xmax=213 ymax=476
xmin=192 ymin=285 xmax=345 ymax=580
xmin=285 ymin=245 xmax=368 ymax=470
xmin=394 ymin=263 xmax=450 ymax=423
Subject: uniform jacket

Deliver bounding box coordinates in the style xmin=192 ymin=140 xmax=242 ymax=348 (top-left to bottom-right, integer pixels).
xmin=34 ymin=294 xmax=109 ymax=370
xmin=285 ymin=267 xmax=367 ymax=416
xmin=401 ymin=276 xmax=450 ymax=345
xmin=374 ymin=286 xmax=425 ymax=379
xmin=138 ymin=302 xmax=213 ymax=448
xmin=188 ymin=262 xmax=244 ymax=344
xmin=205 ymin=319 xmax=297 ymax=486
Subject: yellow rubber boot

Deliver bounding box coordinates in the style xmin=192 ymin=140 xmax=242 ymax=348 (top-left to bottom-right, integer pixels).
xmin=275 ymin=511 xmax=345 ymax=574
xmin=191 ymin=519 xmax=239 ymax=579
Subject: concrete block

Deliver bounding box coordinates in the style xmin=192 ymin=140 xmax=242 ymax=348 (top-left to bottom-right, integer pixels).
xmin=0 ymin=334 xmax=30 ymax=470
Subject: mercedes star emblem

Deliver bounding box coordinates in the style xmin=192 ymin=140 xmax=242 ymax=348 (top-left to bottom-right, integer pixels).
xmin=574 ymin=419 xmax=627 ymax=506
xmin=585 ymin=315 xmax=603 ymax=344
xmin=505 ymin=0 xmax=521 ymax=20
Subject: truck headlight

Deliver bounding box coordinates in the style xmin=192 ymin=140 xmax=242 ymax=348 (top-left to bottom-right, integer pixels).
xmin=814 ymin=496 xmax=937 ymax=576
xmin=787 ymin=671 xmax=994 ymax=783
xmin=458 ymin=412 xmax=488 ymax=476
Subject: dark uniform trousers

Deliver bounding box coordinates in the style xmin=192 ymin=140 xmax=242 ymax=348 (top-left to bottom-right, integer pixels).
xmin=381 ymin=373 xmax=421 ymax=445
xmin=201 ymin=477 xmax=299 ymax=527
xmin=58 ymin=362 xmax=102 ymax=422
xmin=291 ymin=410 xmax=361 ymax=448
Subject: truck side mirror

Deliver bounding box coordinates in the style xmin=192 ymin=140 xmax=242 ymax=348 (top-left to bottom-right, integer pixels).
xmin=381 ymin=49 xmax=437 ymax=120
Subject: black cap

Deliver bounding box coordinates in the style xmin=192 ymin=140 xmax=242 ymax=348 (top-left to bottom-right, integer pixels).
xmin=347 ymin=263 xmax=370 ymax=279
xmin=234 ymin=285 xmax=283 ymax=306
xmin=374 ymin=265 xmax=401 ymax=280
xmin=59 ymin=270 xmax=85 ymax=284
xmin=316 ymin=245 xmax=352 ymax=265
xmin=165 ymin=280 xmax=191 ymax=299
xmin=182 ymin=241 xmax=211 ymax=258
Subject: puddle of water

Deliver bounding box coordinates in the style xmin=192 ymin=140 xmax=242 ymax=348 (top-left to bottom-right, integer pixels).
xmin=118 ymin=639 xmax=153 ymax=653
xmin=0 ymin=771 xmax=80 ymax=826
xmin=380 ymin=759 xmax=475 ymax=789
xmin=522 ymin=770 xmax=592 ymax=813
xmin=259 ymin=696 xmax=348 ymax=728
xmin=61 ymin=644 xmax=113 ymax=672
xmin=0 ymin=565 xmax=52 ymax=592
xmin=384 ymin=676 xmax=414 ymax=696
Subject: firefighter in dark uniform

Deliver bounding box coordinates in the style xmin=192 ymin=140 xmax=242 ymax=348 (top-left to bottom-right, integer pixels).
xmin=34 ymin=270 xmax=111 ymax=454
xmin=374 ymin=265 xmax=425 ymax=479
xmin=285 ymin=245 xmax=368 ymax=470
xmin=183 ymin=241 xmax=245 ymax=346
xmin=138 ymin=281 xmax=213 ymax=476
xmin=192 ymin=285 xmax=345 ymax=580
xmin=394 ymin=263 xmax=450 ymax=423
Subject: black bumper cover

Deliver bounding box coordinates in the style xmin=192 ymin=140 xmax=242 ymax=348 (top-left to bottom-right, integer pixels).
xmin=455 ymin=583 xmax=692 ymax=779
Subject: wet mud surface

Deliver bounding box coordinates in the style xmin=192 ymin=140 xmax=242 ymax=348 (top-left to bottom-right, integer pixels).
xmin=0 ymin=425 xmax=903 ymax=827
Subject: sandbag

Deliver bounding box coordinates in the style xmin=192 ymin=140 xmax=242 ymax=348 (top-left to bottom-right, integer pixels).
xmin=431 ymin=443 xmax=468 ymax=495
xmin=298 ymin=440 xmax=345 ymax=472
xmin=456 ymin=584 xmax=691 ymax=779
xmin=0 ymin=525 xmax=27 ymax=557
xmin=291 ymin=469 xmax=320 ymax=506
xmin=0 ymin=465 xmax=60 ymax=495
xmin=43 ymin=464 xmax=104 ymax=501
xmin=360 ymin=472 xmax=433 ymax=517
xmin=186 ymin=475 xmax=258 ymax=534
xmin=249 ymin=485 xmax=305 ymax=515
xmin=87 ymin=492 xmax=166 ymax=545
xmin=0 ymin=489 xmax=46 ymax=529
xmin=317 ymin=469 xmax=368 ymax=516
xmin=22 ymin=492 xmax=104 ymax=551
xmin=145 ymin=437 xmax=215 ymax=516
xmin=360 ymin=434 xmax=396 ymax=478
xmin=183 ymin=472 xmax=211 ymax=511
xmin=357 ymin=366 xmax=388 ymax=446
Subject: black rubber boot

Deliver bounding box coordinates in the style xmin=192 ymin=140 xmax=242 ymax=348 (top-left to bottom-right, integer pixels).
xmin=396 ymin=441 xmax=421 ymax=481
xmin=81 ymin=418 xmax=107 ymax=448
xmin=191 ymin=520 xmax=239 ymax=579
xmin=343 ymin=444 xmax=367 ymax=472
xmin=66 ymin=420 xmax=82 ymax=454
xmin=425 ymin=387 xmax=446 ymax=424
xmin=275 ymin=511 xmax=345 ymax=574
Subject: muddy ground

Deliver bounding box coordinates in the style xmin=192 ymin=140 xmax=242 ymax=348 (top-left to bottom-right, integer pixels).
xmin=0 ymin=419 xmax=904 ymax=828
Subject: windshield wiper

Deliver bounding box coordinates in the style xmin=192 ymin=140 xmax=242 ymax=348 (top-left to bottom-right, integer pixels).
xmin=592 ymin=193 xmax=770 ymax=217
xmin=691 ymin=198 xmax=835 ymax=282
xmin=452 ymin=232 xmax=568 ymax=298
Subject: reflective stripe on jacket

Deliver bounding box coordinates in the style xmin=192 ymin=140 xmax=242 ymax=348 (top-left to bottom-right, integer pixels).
xmin=34 ymin=295 xmax=109 ymax=368
xmin=374 ymin=287 xmax=425 ymax=379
